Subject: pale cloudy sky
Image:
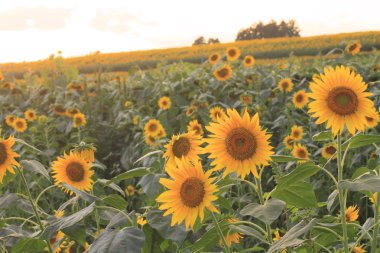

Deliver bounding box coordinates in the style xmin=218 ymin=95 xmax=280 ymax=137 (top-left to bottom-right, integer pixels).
xmin=0 ymin=0 xmax=379 ymax=63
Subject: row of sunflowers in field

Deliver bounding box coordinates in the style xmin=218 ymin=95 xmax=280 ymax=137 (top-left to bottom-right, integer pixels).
xmin=0 ymin=41 xmax=380 ymax=252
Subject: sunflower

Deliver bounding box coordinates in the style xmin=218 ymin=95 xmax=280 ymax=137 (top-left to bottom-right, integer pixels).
xmin=204 ymin=109 xmax=274 ymax=179
xmin=186 ymin=107 xmax=195 ymax=117
xmin=273 ymin=230 xmax=282 ymax=242
xmin=345 ymin=205 xmax=359 ymax=222
xmin=292 ymin=144 xmax=309 ymax=162
xmin=65 ymin=108 xmax=80 ymax=118
xmin=73 ymin=113 xmax=86 ymax=128
xmin=243 ymin=55 xmax=255 ymax=68
xmin=50 ymin=211 xmax=66 ymax=253
xmin=53 ymin=105 xmax=67 ymax=116
xmin=209 ymin=106 xmax=226 ymax=122
xmin=5 ymin=115 xmax=16 ymax=127
xmin=220 ymin=218 xmax=243 ymax=247
xmin=67 ymin=82 xmax=84 ymax=92
xmin=187 ymin=120 xmax=204 ymax=136
xmin=163 ymin=132 xmax=203 ymax=168
xmin=76 ymin=147 xmax=95 ymax=163
xmin=158 ymin=96 xmax=172 ymax=110
xmin=321 ymin=143 xmax=337 ymax=160
xmin=38 ymin=115 xmax=47 ymax=124
xmin=278 ymin=78 xmax=293 ymax=93
xmin=208 ymin=53 xmax=221 ymax=64
xmin=13 ymin=118 xmax=27 ymax=133
xmin=51 ymin=151 xmax=94 ymax=195
xmin=156 ymin=159 xmax=219 ymax=229
xmin=290 ymin=125 xmax=303 ymax=141
xmin=0 ymin=136 xmax=20 ymax=183
xmin=125 ymin=185 xmax=135 ymax=196
xmin=124 ymin=100 xmax=133 ymax=108
xmin=346 ymin=42 xmax=362 ymax=56
xmin=137 ymin=216 xmax=147 ymax=226
xmin=214 ymin=65 xmax=232 ymax=81
xmin=133 ymin=115 xmax=139 ymax=125
xmin=292 ymin=90 xmax=309 ymax=109
xmin=145 ymin=135 xmax=159 ymax=147
xmin=144 ymin=119 xmax=163 ymax=137
xmin=239 ymin=94 xmax=253 ymax=105
xmin=364 ymin=109 xmax=380 ymax=129
xmin=24 ymin=109 xmax=37 ymax=121
xmin=308 ymin=66 xmax=374 ymax=135
xmin=226 ymin=47 xmax=241 ymax=61
xmin=283 ymin=136 xmax=295 ymax=150
xmin=352 ymin=245 xmax=366 ymax=253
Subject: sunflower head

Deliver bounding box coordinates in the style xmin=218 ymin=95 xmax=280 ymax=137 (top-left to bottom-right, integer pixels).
xmin=345 ymin=205 xmax=359 ymax=222
xmin=158 ymin=96 xmax=172 ymax=110
xmin=145 ymin=135 xmax=159 ymax=147
xmin=346 ymin=42 xmax=362 ymax=55
xmin=243 ymin=55 xmax=255 ymax=68
xmin=51 ymin=151 xmax=94 ymax=195
xmin=24 ymin=109 xmax=37 ymax=121
xmin=53 ymin=105 xmax=67 ymax=116
xmin=273 ymin=230 xmax=282 ymax=242
xmin=187 ymin=120 xmax=204 ymax=136
xmin=308 ymin=66 xmax=375 ymax=135
xmin=364 ymin=109 xmax=380 ymax=129
xmin=124 ymin=100 xmax=133 ymax=108
xmin=156 ymin=159 xmax=219 ymax=229
xmin=144 ymin=119 xmax=163 ymax=137
xmin=5 ymin=115 xmax=16 ymax=127
xmin=13 ymin=118 xmax=27 ymax=133
xmin=293 ymin=90 xmax=309 ymax=109
xmin=66 ymin=108 xmax=80 ymax=118
xmin=133 ymin=115 xmax=139 ymax=125
xmin=0 ymin=136 xmax=20 ymax=183
xmin=290 ymin=125 xmax=303 ymax=141
xmin=67 ymin=82 xmax=84 ymax=92
xmin=352 ymin=245 xmax=366 ymax=253
xmin=137 ymin=216 xmax=147 ymax=226
xmin=322 ymin=143 xmax=337 ymax=160
xmin=204 ymin=109 xmax=274 ymax=179
xmin=226 ymin=47 xmax=241 ymax=61
xmin=73 ymin=113 xmax=86 ymax=128
xmin=283 ymin=136 xmax=295 ymax=150
xmin=292 ymin=144 xmax=309 ymax=162
xmin=208 ymin=53 xmax=221 ymax=64
xmin=125 ymin=185 xmax=135 ymax=196
xmin=214 ymin=65 xmax=232 ymax=81
xmin=278 ymin=78 xmax=293 ymax=93
xmin=209 ymin=106 xmax=227 ymax=122
xmin=239 ymin=94 xmax=253 ymax=105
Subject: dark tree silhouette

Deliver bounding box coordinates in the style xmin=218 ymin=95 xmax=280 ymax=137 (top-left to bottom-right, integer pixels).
xmin=208 ymin=38 xmax=220 ymax=44
xmin=193 ymin=36 xmax=206 ymax=46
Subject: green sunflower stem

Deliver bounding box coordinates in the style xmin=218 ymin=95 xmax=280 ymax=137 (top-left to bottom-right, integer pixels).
xmin=372 ymin=163 xmax=380 ymax=252
xmin=210 ymin=212 xmax=230 ymax=253
xmin=16 ymin=167 xmax=54 ymax=253
xmin=337 ymin=134 xmax=349 ymax=253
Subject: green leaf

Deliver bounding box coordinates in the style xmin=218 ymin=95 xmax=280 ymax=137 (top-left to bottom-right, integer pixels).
xmin=134 ymin=150 xmax=163 ymax=164
xmin=326 ymin=190 xmax=338 ymax=212
xmin=352 ymin=167 xmax=371 ymax=179
xmin=339 ymin=174 xmax=380 ymax=192
xmin=109 ymin=167 xmax=151 ymax=184
xmin=272 ymin=181 xmax=318 ymax=208
xmin=61 ymin=224 xmax=87 ymax=245
xmin=342 ymin=134 xmax=380 ymax=150
xmin=240 ymin=198 xmax=285 ymax=224
xmin=97 ymin=179 xmax=125 ymax=197
xmin=270 ymin=155 xmax=303 ymax=163
xmin=102 ymin=194 xmax=128 ymax=210
xmin=276 ymin=162 xmax=320 ymax=186
xmin=192 ymin=220 xmax=229 ymax=252
xmin=20 ymin=160 xmax=50 ymax=181
xmin=312 ymin=131 xmax=333 ymax=142
xmin=62 ymin=183 xmax=99 ymax=202
xmin=138 ymin=174 xmax=164 ymax=198
xmin=11 ymin=238 xmax=46 ymax=253
xmin=230 ymin=225 xmax=265 ymax=241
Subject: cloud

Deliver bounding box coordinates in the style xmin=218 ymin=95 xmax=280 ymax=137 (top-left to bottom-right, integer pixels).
xmin=0 ymin=6 xmax=72 ymax=31
xmin=90 ymin=10 xmax=155 ymax=34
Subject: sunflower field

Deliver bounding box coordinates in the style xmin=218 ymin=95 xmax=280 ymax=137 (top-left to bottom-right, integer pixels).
xmin=0 ymin=41 xmax=380 ymax=253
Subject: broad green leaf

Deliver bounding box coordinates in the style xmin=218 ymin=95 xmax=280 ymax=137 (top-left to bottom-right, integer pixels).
xmin=270 ymin=155 xmax=303 ymax=163
xmin=102 ymin=194 xmax=128 ymax=210
xmin=230 ymin=225 xmax=265 ymax=241
xmin=138 ymin=174 xmax=164 ymax=198
xmin=339 ymin=174 xmax=380 ymax=192
xmin=20 ymin=160 xmax=50 ymax=181
xmin=276 ymin=162 xmax=320 ymax=187
xmin=272 ymin=181 xmax=318 ymax=208
xmin=109 ymin=167 xmax=151 ymax=184
xmin=61 ymin=224 xmax=87 ymax=245
xmin=342 ymin=134 xmax=380 ymax=150
xmin=62 ymin=183 xmax=99 ymax=202
xmin=352 ymin=167 xmax=371 ymax=179
xmin=97 ymin=179 xmax=125 ymax=197
xmin=312 ymin=131 xmax=333 ymax=142
xmin=192 ymin=220 xmax=229 ymax=252
xmin=240 ymin=198 xmax=285 ymax=224
xmin=11 ymin=238 xmax=46 ymax=253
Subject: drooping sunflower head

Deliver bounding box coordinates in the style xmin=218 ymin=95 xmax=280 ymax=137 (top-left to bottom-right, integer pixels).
xmin=73 ymin=113 xmax=86 ymax=128
xmin=345 ymin=205 xmax=359 ymax=222
xmin=24 ymin=109 xmax=37 ymax=121
xmin=308 ymin=66 xmax=375 ymax=135
xmin=364 ymin=109 xmax=380 ymax=129
xmin=239 ymin=94 xmax=253 ymax=105
xmin=67 ymin=82 xmax=84 ymax=92
xmin=214 ymin=65 xmax=232 ymax=81
xmin=5 ymin=115 xmax=16 ymax=127
xmin=51 ymin=151 xmax=94 ymax=195
xmin=65 ymin=108 xmax=81 ymax=118
xmin=53 ymin=105 xmax=67 ymax=116
xmin=163 ymin=132 xmax=203 ymax=168
xmin=144 ymin=119 xmax=163 ymax=137
xmin=13 ymin=118 xmax=27 ymax=133
xmin=292 ymin=90 xmax=309 ymax=109
xmin=243 ymin=55 xmax=255 ymax=68
xmin=219 ymin=218 xmax=243 ymax=247
xmin=292 ymin=144 xmax=309 ymax=163
xmin=158 ymin=96 xmax=172 ymax=110
xmin=208 ymin=53 xmax=221 ymax=64
xmin=204 ymin=109 xmax=274 ymax=179
xmin=156 ymin=159 xmax=219 ymax=229
xmin=186 ymin=107 xmax=195 ymax=117
xmin=278 ymin=78 xmax=293 ymax=93
xmin=187 ymin=120 xmax=204 ymax=136
xmin=209 ymin=106 xmax=227 ymax=122
xmin=0 ymin=136 xmax=20 ymax=183
xmin=226 ymin=47 xmax=241 ymax=61
xmin=75 ymin=147 xmax=96 ymax=163
xmin=322 ymin=143 xmax=337 ymax=160
xmin=283 ymin=135 xmax=295 ymax=150
xmin=290 ymin=125 xmax=303 ymax=141
xmin=346 ymin=42 xmax=362 ymax=56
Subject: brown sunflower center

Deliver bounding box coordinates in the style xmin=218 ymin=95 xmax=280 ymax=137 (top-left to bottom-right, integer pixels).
xmin=180 ymin=177 xmax=205 ymax=207
xmin=217 ymin=68 xmax=229 ymax=78
xmin=225 ymin=127 xmax=257 ymax=161
xmin=28 ymin=112 xmax=34 ymax=118
xmin=211 ymin=54 xmax=218 ymax=61
xmin=75 ymin=117 xmax=82 ymax=124
xmin=172 ymin=137 xmax=191 ymax=158
xmin=0 ymin=143 xmax=7 ymax=165
xmin=245 ymin=58 xmax=252 ymax=64
xmin=326 ymin=146 xmax=336 ymax=155
xmin=162 ymin=100 xmax=168 ymax=106
xmin=281 ymin=82 xmax=289 ymax=89
xmin=16 ymin=121 xmax=24 ymax=128
xmin=228 ymin=49 xmax=237 ymax=57
xmin=66 ymin=162 xmax=85 ymax=182
xmin=296 ymin=94 xmax=304 ymax=103
xmin=286 ymin=138 xmax=294 ymax=146
xmin=292 ymin=130 xmax=300 ymax=138
xmin=327 ymin=87 xmax=358 ymax=115
xmin=349 ymin=44 xmax=357 ymax=52
xmin=297 ymin=149 xmax=307 ymax=158
xmin=192 ymin=126 xmax=201 ymax=135
xmin=148 ymin=123 xmax=158 ymax=132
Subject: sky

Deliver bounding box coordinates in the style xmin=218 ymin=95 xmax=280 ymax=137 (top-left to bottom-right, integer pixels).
xmin=0 ymin=0 xmax=379 ymax=63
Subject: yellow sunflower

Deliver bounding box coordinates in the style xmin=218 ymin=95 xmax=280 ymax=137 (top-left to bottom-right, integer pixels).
xmin=204 ymin=109 xmax=274 ymax=179
xmin=51 ymin=152 xmax=94 ymax=195
xmin=283 ymin=136 xmax=295 ymax=150
xmin=24 ymin=109 xmax=37 ymax=121
xmin=214 ymin=65 xmax=232 ymax=81
xmin=352 ymin=245 xmax=366 ymax=253
xmin=0 ymin=136 xmax=20 ymax=183
xmin=239 ymin=94 xmax=253 ymax=105
xmin=73 ymin=113 xmax=86 ymax=128
xmin=278 ymin=78 xmax=293 ymax=93
xmin=13 ymin=118 xmax=27 ymax=133
xmin=158 ymin=96 xmax=172 ymax=110
xmin=364 ymin=109 xmax=380 ymax=129
xmin=137 ymin=216 xmax=147 ymax=226
xmin=144 ymin=119 xmax=163 ymax=137
xmin=346 ymin=42 xmax=362 ymax=56
xmin=292 ymin=144 xmax=309 ymax=162
xmin=308 ymin=66 xmax=374 ymax=135
xmin=209 ymin=106 xmax=226 ymax=122
xmin=186 ymin=107 xmax=195 ymax=117
xmin=243 ymin=55 xmax=255 ymax=68
xmin=133 ymin=115 xmax=139 ymax=125
xmin=321 ymin=143 xmax=337 ymax=160
xmin=187 ymin=120 xmax=204 ymax=136
xmin=292 ymin=90 xmax=309 ymax=109
xmin=220 ymin=218 xmax=243 ymax=247
xmin=76 ymin=147 xmax=95 ymax=163
xmin=125 ymin=185 xmax=135 ymax=196
xmin=290 ymin=125 xmax=303 ymax=141
xmin=345 ymin=205 xmax=359 ymax=222
xmin=50 ymin=211 xmax=66 ymax=253
xmin=156 ymin=159 xmax=219 ymax=229
xmin=53 ymin=105 xmax=67 ymax=116
xmin=5 ymin=115 xmax=16 ymax=127
xmin=65 ymin=108 xmax=80 ymax=118
xmin=124 ymin=100 xmax=133 ymax=108
xmin=226 ymin=47 xmax=241 ymax=61
xmin=163 ymin=132 xmax=203 ymax=168
xmin=208 ymin=53 xmax=221 ymax=64
xmin=145 ymin=135 xmax=159 ymax=147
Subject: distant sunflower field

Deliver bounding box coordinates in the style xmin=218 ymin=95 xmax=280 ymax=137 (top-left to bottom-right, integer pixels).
xmin=0 ymin=37 xmax=380 ymax=253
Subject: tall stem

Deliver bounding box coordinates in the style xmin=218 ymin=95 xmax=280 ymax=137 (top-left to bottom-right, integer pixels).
xmin=16 ymin=167 xmax=54 ymax=253
xmin=372 ymin=181 xmax=380 ymax=251
xmin=337 ymin=135 xmax=349 ymax=253
xmin=210 ymin=212 xmax=230 ymax=253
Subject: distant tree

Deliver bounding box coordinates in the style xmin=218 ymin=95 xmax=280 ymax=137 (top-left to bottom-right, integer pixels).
xmin=208 ymin=38 xmax=220 ymax=44
xmin=193 ymin=36 xmax=206 ymax=46
xmin=236 ymin=20 xmax=300 ymax=41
